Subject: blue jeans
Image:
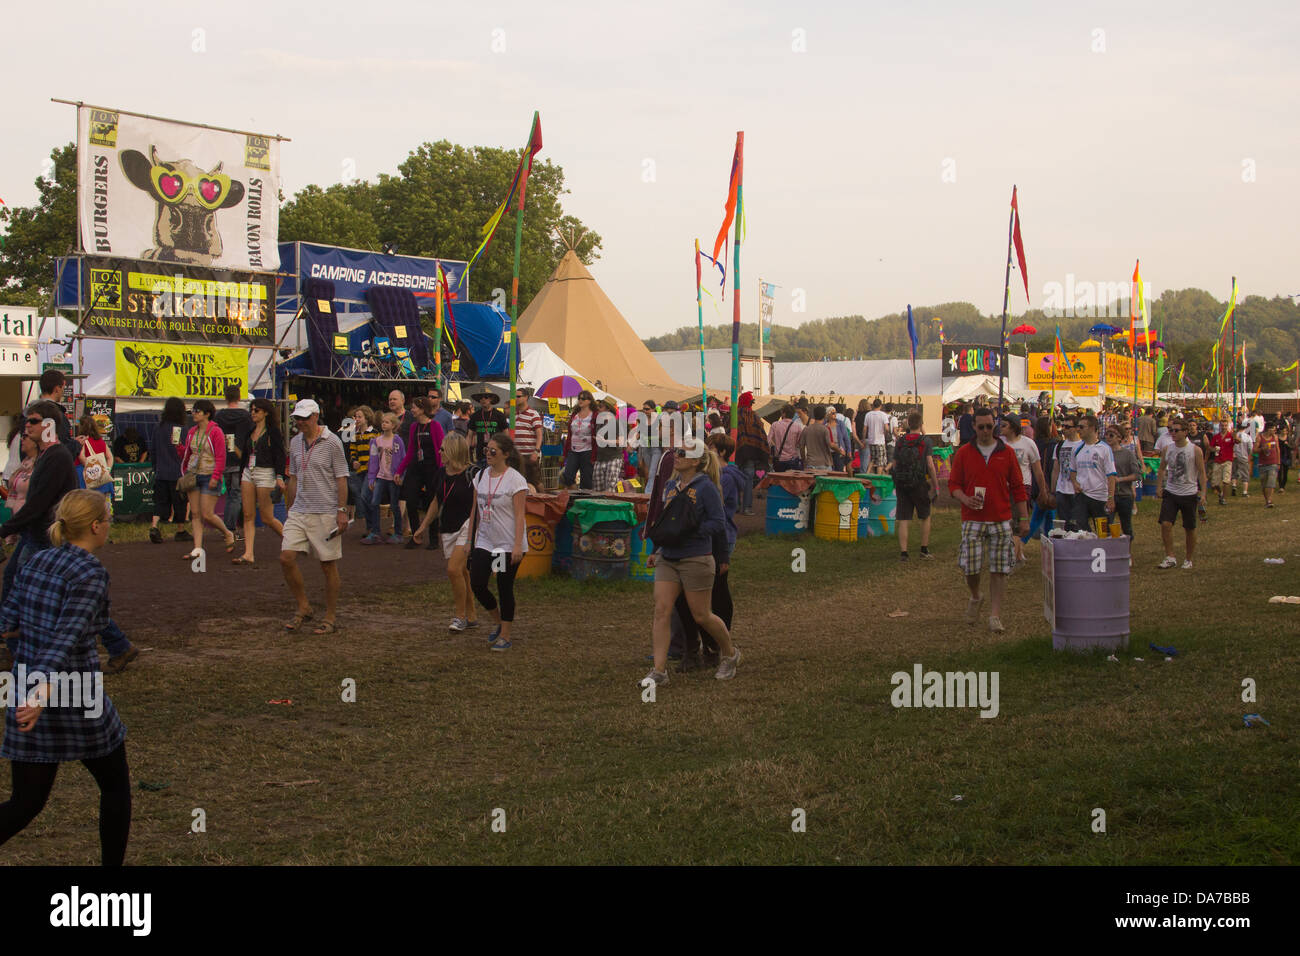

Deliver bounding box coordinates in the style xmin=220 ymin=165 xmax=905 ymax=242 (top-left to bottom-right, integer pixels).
xmin=348 ymin=473 xmax=376 ymax=533
xmin=740 ymin=460 xmax=757 ymax=512
xmin=370 ymin=478 xmax=403 ymax=535
xmin=222 ymin=468 xmax=243 ymax=531
xmin=563 ymin=450 xmax=594 ymax=489
xmin=101 ymin=618 xmax=131 ymax=657
xmin=1025 ymin=501 xmax=1054 ymax=541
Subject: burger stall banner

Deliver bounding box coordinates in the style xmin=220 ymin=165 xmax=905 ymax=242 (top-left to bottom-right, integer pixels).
xmin=115 ymin=341 xmax=248 ymax=399
xmin=77 ymin=105 xmax=280 ymax=272
xmin=80 ymin=257 xmax=274 ymax=346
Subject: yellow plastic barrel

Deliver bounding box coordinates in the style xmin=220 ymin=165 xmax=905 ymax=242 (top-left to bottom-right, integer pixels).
xmin=517 ymin=513 xmax=556 ymax=578
xmin=813 ymin=489 xmax=860 ymax=542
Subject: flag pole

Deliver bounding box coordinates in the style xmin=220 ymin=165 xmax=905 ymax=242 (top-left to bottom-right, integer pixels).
xmin=433 ymin=277 xmax=444 ymax=389
xmin=1230 ymin=275 xmax=1237 ymax=422
xmin=695 ymin=239 xmax=707 ymax=406
xmin=730 ymin=131 xmax=744 ymax=434
xmin=507 ymin=111 xmax=539 ymax=434
xmin=997 ymin=186 xmax=1015 ymax=419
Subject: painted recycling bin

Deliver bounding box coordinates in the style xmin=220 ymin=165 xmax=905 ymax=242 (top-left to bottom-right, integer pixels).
xmin=566 ymin=498 xmax=638 ymax=581
xmin=812 ymin=476 xmax=861 ymax=542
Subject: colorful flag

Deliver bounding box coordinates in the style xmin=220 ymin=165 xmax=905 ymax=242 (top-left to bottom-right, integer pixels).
xmin=1283 ymin=360 xmax=1299 ymax=372
xmin=1011 ymin=187 xmax=1030 ymax=304
xmin=1218 ymin=278 xmax=1238 ymax=336
xmin=712 ymin=139 xmax=742 ymax=267
xmin=1054 ymin=325 xmax=1069 ymax=369
xmin=1131 ymin=259 xmax=1148 ymax=345
xmin=932 ymin=316 xmax=944 ymax=343
xmin=906 ymin=304 xmax=918 ymax=361
xmin=460 ymin=113 xmax=543 ymax=286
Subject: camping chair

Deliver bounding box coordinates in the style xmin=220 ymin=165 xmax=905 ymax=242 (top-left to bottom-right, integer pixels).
xmin=393 ymin=346 xmax=418 ymax=379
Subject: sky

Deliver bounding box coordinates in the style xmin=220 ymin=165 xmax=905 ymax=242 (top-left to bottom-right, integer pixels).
xmin=3 ymin=0 xmax=1298 ymax=339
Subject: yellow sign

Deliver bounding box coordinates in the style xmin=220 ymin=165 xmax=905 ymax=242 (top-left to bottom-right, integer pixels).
xmin=1028 ymin=351 xmax=1102 ymax=391
xmin=317 ymin=299 xmax=331 ymax=313
xmin=503 ymin=330 xmax=512 ymax=343
xmin=116 ymin=342 xmax=248 ymax=399
xmin=547 ymin=397 xmax=559 ymax=414
xmin=395 ymin=325 xmax=407 ymax=338
xmin=451 ymin=359 xmax=460 ymax=372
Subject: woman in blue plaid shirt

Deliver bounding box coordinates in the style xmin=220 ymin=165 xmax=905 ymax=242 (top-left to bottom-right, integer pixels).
xmin=0 ymin=490 xmax=131 ymax=865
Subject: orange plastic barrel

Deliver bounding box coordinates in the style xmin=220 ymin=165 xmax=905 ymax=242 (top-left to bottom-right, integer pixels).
xmin=517 ymin=513 xmax=556 ymax=578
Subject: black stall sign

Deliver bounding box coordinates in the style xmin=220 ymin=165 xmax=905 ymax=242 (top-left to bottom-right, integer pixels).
xmin=80 ymin=257 xmax=275 ymax=346
xmin=943 ymin=344 xmax=1007 ymax=377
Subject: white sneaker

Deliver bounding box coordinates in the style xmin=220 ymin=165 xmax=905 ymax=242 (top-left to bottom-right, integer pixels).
xmin=1181 ymin=560 xmax=1194 ymax=570
xmin=714 ymin=647 xmax=742 ymax=680
xmin=1157 ymin=556 xmax=1177 ymax=569
xmin=448 ymin=617 xmax=468 ymax=632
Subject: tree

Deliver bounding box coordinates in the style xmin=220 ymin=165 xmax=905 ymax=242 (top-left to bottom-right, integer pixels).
xmin=279 ymin=183 xmax=382 ymax=251
xmin=0 ymin=143 xmax=77 ymax=306
xmin=373 ymin=141 xmax=600 ymax=305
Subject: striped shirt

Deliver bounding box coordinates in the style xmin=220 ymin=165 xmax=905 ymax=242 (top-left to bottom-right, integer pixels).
xmin=515 ymin=407 xmax=543 ymax=456
xmin=347 ymin=428 xmax=377 ymax=475
xmin=287 ymin=428 xmax=349 ymax=514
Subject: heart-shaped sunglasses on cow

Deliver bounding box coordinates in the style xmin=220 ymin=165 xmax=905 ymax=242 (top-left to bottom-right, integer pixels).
xmin=148 ymin=164 xmax=232 ymax=210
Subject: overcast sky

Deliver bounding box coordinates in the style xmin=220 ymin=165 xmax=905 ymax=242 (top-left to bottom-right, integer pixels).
xmin=3 ymin=0 xmax=1297 ymax=337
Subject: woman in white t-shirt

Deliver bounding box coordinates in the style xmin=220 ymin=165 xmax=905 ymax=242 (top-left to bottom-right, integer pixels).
xmin=471 ymin=434 xmax=529 ymax=651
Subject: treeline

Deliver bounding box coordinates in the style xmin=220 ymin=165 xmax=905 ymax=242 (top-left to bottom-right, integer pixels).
xmin=644 ymin=291 xmax=1300 ymax=391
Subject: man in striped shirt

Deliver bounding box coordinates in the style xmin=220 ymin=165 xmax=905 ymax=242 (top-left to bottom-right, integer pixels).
xmin=513 ymin=386 xmax=543 ymax=488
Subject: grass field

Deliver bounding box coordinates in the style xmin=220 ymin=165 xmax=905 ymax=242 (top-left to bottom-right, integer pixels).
xmin=4 ymin=489 xmax=1298 ymax=865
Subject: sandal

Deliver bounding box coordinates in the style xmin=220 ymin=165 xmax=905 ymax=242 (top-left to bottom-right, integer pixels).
xmin=232 ymin=556 xmax=256 ymax=566
xmin=312 ymin=620 xmax=338 ymax=635
xmin=180 ymin=550 xmax=201 ymax=561
xmin=284 ymin=611 xmax=314 ymax=631
xmin=225 ymin=535 xmax=238 ymax=553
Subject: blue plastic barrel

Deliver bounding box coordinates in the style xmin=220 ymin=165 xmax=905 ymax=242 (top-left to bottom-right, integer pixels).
xmin=629 ymin=522 xmax=654 ymax=582
xmin=552 ymin=514 xmax=575 ymax=574
xmin=765 ymin=485 xmax=812 ymax=535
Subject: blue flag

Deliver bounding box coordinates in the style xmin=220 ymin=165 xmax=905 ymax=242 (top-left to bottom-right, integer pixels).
xmin=906 ymin=304 xmax=918 ymax=361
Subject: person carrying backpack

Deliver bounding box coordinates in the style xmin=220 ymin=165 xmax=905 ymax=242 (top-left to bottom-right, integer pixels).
xmin=892 ymin=410 xmax=939 ymax=561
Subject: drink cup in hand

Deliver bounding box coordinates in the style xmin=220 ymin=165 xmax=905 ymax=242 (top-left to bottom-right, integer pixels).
xmin=972 ymin=486 xmax=987 ymax=509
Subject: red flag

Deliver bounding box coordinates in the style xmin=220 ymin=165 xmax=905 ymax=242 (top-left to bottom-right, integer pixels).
xmin=513 ymin=112 xmax=544 ymax=211
xmin=711 ymin=135 xmax=742 ymax=264
xmin=1011 ymin=186 xmax=1030 ymax=304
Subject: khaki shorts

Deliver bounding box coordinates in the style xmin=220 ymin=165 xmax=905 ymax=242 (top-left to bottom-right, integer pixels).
xmin=1260 ymin=464 xmax=1278 ymax=489
xmin=441 ymin=516 xmax=472 ymax=560
xmin=654 ymin=553 xmax=716 ymax=591
xmin=242 ymin=465 xmax=278 ymax=489
xmin=1211 ymin=460 xmax=1232 ymax=487
xmin=282 ymin=511 xmax=343 ymax=563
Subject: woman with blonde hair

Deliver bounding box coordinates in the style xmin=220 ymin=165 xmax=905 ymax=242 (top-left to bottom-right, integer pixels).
xmin=0 ymin=490 xmax=132 ymax=866
xmin=414 ymin=430 xmax=480 ymax=632
xmin=643 ymin=443 xmax=741 ymax=686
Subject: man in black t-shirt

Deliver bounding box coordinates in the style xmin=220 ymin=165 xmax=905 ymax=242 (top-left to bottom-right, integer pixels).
xmin=467 ymin=391 xmax=508 ymax=462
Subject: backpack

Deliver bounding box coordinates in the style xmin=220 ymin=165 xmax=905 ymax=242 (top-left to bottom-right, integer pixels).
xmin=647 ymin=475 xmax=703 ymax=549
xmin=893 ymin=433 xmax=929 ymax=490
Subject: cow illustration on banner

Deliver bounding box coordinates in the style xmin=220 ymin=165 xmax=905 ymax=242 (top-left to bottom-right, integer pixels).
xmin=116 ymin=342 xmax=248 ymax=399
xmin=77 ymin=105 xmax=280 ymax=272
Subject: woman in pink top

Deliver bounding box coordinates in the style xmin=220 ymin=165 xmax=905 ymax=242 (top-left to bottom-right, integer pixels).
xmin=3 ymin=433 xmax=36 ymax=547
xmin=178 ymin=399 xmax=234 ymax=558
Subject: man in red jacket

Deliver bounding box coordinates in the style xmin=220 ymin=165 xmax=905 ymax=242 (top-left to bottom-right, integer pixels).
xmin=948 ymin=407 xmax=1030 ymax=633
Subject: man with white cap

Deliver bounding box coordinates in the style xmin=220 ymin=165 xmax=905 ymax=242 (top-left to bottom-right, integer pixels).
xmin=280 ymin=399 xmax=350 ymax=634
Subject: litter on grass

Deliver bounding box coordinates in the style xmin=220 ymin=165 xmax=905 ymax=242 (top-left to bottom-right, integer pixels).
xmin=1264 ymin=558 xmax=1285 ymax=565
xmin=1243 ymin=714 xmax=1271 ymax=728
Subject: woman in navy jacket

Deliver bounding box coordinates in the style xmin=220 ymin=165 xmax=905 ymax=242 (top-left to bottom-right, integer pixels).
xmin=644 ymin=444 xmax=741 ymax=686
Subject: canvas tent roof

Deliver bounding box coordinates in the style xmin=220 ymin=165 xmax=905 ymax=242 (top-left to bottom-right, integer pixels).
xmin=517 ymin=251 xmax=692 ymax=405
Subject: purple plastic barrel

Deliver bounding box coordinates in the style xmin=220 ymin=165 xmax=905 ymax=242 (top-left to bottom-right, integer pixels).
xmin=1042 ymin=536 xmax=1130 ymax=652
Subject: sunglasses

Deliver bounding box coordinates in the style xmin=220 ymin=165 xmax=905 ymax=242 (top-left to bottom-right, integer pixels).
xmin=25 ymin=417 xmax=44 ymax=426
xmin=485 ymin=446 xmax=499 ymax=455
xmin=148 ymin=164 xmax=233 ymax=210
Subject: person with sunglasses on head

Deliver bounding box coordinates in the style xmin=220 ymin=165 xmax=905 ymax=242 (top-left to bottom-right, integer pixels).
xmin=643 ymin=441 xmax=742 ymax=686
xmin=947 ymin=407 xmax=1029 ymax=634
xmin=0 ymin=490 xmax=132 ymax=866
xmin=1155 ymin=418 xmax=1206 ymax=570
xmin=562 ymin=391 xmax=597 ymax=490
xmin=231 ymin=398 xmax=287 ymax=565
xmin=470 ymin=434 xmax=528 ymax=651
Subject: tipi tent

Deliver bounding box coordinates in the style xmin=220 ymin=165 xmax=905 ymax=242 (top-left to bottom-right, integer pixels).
xmin=518 ymin=250 xmax=692 ymax=404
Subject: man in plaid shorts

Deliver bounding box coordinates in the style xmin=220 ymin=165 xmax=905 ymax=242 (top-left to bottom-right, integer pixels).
xmin=948 ymin=407 xmax=1029 ymax=633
